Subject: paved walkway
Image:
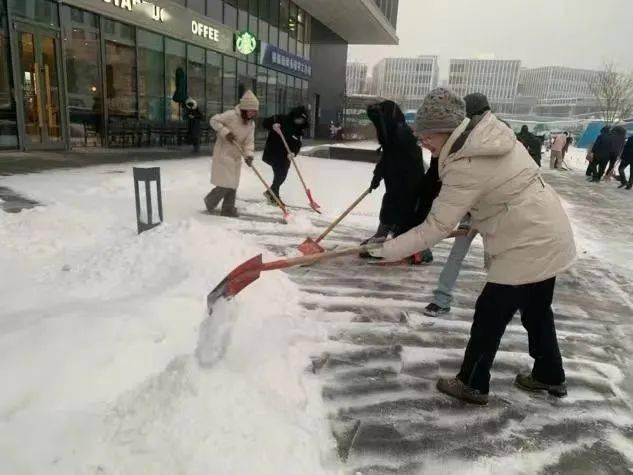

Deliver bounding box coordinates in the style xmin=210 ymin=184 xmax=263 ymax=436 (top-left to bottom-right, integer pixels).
xmin=230 ymin=169 xmax=633 ymax=473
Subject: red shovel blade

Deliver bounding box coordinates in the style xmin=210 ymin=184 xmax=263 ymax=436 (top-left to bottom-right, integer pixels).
xmin=207 ymin=254 xmax=264 ymax=312
xmin=297 ymin=237 xmax=325 ymax=256
xmin=306 ymin=189 xmax=322 ymax=214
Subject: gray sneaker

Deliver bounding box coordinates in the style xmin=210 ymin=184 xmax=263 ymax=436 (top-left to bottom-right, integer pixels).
xmin=515 ymin=373 xmax=567 ymax=397
xmin=424 ymin=303 xmax=450 ymax=318
xmin=437 ymin=377 xmax=488 ymax=405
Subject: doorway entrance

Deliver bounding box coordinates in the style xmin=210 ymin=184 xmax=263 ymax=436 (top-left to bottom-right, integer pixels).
xmin=14 ymin=23 xmax=65 ymax=149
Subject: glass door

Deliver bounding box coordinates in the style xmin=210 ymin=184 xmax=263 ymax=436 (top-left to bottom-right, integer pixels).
xmin=15 ymin=23 xmax=64 ymax=149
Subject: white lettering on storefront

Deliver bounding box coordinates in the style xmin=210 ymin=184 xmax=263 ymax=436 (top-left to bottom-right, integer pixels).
xmin=102 ymin=0 xmax=165 ymax=21
xmin=191 ymin=21 xmax=220 ymax=42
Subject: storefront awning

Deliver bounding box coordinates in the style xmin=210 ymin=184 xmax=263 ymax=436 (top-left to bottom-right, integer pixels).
xmin=294 ymin=0 xmax=398 ymax=45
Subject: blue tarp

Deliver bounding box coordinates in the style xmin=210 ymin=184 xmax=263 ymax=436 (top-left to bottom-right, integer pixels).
xmin=577 ymin=120 xmax=633 ymax=148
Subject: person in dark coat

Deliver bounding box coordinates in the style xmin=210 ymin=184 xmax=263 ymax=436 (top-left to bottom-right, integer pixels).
xmin=590 ymin=126 xmax=612 ymax=181
xmin=185 ymin=97 xmax=203 ymax=153
xmin=261 ymin=105 xmax=309 ymax=204
xmin=517 ymin=125 xmax=543 ymax=167
xmin=604 ymin=125 xmax=627 ymax=180
xmin=362 ymin=101 xmax=428 ymax=263
xmin=618 ymin=135 xmax=633 ymax=190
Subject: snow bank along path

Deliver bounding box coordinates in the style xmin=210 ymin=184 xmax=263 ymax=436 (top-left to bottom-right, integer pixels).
xmin=0 ymin=154 xmax=356 ymax=474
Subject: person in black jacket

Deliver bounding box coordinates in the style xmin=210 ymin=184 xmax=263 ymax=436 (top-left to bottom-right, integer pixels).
xmin=362 ymin=101 xmax=428 ymax=263
xmin=261 ymin=106 xmax=309 ymax=204
xmin=618 ymin=135 xmax=633 ymax=190
xmin=185 ymin=97 xmax=203 ymax=153
xmin=605 ymin=125 xmax=627 ymax=180
xmin=517 ymin=125 xmax=543 ymax=167
xmin=590 ymin=126 xmax=612 ymax=181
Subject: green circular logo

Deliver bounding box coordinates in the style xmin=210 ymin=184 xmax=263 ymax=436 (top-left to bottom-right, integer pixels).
xmin=235 ymin=31 xmax=257 ymax=55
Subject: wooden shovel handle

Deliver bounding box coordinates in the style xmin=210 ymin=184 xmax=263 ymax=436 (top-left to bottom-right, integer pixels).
xmin=232 ymin=141 xmax=288 ymax=215
xmin=316 ymin=188 xmax=371 ymax=243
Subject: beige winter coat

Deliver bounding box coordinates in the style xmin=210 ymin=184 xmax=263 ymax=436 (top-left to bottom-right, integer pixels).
xmin=210 ymin=106 xmax=255 ymax=189
xmin=383 ymin=112 xmax=576 ymax=285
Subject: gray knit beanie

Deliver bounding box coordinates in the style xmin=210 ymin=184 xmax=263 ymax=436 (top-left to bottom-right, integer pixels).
xmin=416 ymin=87 xmax=466 ymax=134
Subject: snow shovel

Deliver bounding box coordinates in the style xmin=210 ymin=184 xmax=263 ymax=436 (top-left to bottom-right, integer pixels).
xmin=232 ymin=141 xmax=290 ymax=222
xmin=207 ymin=243 xmax=380 ymax=311
xmin=298 ymin=187 xmax=372 ymax=255
xmin=274 ymin=126 xmax=322 ymax=213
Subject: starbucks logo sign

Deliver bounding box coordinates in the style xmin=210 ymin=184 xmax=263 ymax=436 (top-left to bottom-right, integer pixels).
xmin=235 ymin=31 xmax=258 ymax=55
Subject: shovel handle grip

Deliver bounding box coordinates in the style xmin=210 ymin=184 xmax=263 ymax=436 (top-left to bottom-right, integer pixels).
xmin=316 ymin=188 xmax=371 ymax=243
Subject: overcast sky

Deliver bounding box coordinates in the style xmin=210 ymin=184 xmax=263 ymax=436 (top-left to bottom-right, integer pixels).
xmin=349 ymin=0 xmax=633 ymax=79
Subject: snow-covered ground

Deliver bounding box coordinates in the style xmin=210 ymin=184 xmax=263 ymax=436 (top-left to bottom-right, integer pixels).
xmin=1 ymin=147 xmax=632 ymax=473
xmin=0 ymin=154 xmax=381 ymax=474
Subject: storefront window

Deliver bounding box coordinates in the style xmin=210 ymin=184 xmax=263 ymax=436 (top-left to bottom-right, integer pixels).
xmin=269 ymin=25 xmax=278 ymax=47
xmin=9 ymin=0 xmax=58 ymax=27
xmin=255 ymin=66 xmax=268 ymax=139
xmin=276 ymin=72 xmax=286 ymax=113
xmin=138 ymin=30 xmax=164 ymax=122
xmin=266 ymin=68 xmax=276 ymax=116
xmin=0 ymin=11 xmax=17 ymax=149
xmin=206 ymin=51 xmax=222 ymax=117
xmin=237 ymin=60 xmax=251 ymax=99
xmin=187 ymin=0 xmax=205 ymax=14
xmin=188 ymin=45 xmax=205 ymax=113
xmin=224 ymin=0 xmax=237 ymax=28
xmin=223 ymin=56 xmax=237 ymax=108
xmin=288 ymin=3 xmax=297 ymax=39
xmin=63 ymin=7 xmax=103 ymax=146
xmin=238 ymin=0 xmax=248 ymax=31
xmin=165 ymin=38 xmax=187 ymax=122
xmin=104 ymin=20 xmax=137 ymax=119
xmin=249 ymin=0 xmax=258 ymax=36
xmin=207 ymin=0 xmax=223 ymax=22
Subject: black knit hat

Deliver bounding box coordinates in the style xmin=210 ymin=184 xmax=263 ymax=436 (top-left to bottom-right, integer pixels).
xmin=463 ymin=93 xmax=491 ymax=119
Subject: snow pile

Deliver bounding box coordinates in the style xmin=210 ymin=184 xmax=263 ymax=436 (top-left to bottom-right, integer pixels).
xmin=0 ymin=161 xmax=333 ymax=474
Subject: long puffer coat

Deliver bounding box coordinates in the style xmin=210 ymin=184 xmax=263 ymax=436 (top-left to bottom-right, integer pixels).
xmin=262 ymin=106 xmax=309 ymax=167
xmin=368 ymin=101 xmax=427 ymax=234
xmin=382 ymin=111 xmax=576 ymax=285
xmin=209 ymin=106 xmax=255 ymax=189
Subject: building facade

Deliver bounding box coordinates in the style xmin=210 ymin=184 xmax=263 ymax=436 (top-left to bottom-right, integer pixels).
xmin=346 ymin=61 xmax=367 ymax=95
xmin=371 ymin=55 xmax=439 ymax=111
xmin=0 ymin=0 xmax=397 ymax=151
xmin=518 ymin=66 xmax=601 ymax=117
xmin=448 ymin=58 xmax=521 ymax=113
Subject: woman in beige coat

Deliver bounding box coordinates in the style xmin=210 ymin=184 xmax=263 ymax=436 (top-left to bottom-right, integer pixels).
xmin=374 ymin=88 xmax=576 ymax=405
xmin=204 ymin=91 xmax=259 ymax=217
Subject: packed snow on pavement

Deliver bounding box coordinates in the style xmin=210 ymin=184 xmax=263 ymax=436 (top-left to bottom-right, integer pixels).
xmin=1 ymin=149 xmax=633 ymax=473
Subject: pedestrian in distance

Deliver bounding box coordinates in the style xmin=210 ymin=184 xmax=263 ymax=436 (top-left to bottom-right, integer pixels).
xmin=423 ymin=92 xmax=491 ymax=318
xmin=185 ymin=97 xmax=203 ymax=153
xmin=587 ymin=126 xmax=610 ymax=179
xmin=618 ymin=134 xmax=633 ymax=190
xmin=261 ymin=106 xmax=310 ymax=205
xmin=517 ymin=125 xmax=543 ymax=167
xmin=362 ymin=100 xmax=431 ymax=265
xmin=369 ymin=87 xmax=576 ymax=405
xmin=203 ymin=90 xmax=259 ymax=218
xmin=604 ymin=125 xmax=627 ymax=181
xmin=549 ymin=132 xmax=566 ymax=169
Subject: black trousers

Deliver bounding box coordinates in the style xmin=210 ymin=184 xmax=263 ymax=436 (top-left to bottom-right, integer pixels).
xmin=270 ymin=161 xmax=290 ymax=199
xmin=204 ymin=187 xmax=236 ymax=213
xmin=593 ymin=156 xmax=610 ymax=181
xmin=457 ymin=277 xmax=565 ymax=394
xmin=620 ymin=160 xmax=633 ymax=186
xmin=586 ymin=159 xmax=597 ymax=177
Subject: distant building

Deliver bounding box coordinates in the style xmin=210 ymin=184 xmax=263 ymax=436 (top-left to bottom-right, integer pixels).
xmin=518 ymin=66 xmax=601 ymax=117
xmin=372 ymin=55 xmax=439 ymax=110
xmin=448 ymin=58 xmax=521 ymax=114
xmin=346 ymin=62 xmax=369 ymax=95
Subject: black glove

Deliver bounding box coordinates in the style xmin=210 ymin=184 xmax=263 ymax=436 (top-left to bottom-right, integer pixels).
xmin=245 ymin=156 xmax=254 ymax=167
xmin=370 ymin=174 xmax=381 ymax=191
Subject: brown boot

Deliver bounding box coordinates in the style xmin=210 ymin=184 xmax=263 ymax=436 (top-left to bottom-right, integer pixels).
xmin=437 ymin=377 xmax=488 ymax=405
xmin=515 ymin=373 xmax=567 ymax=397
